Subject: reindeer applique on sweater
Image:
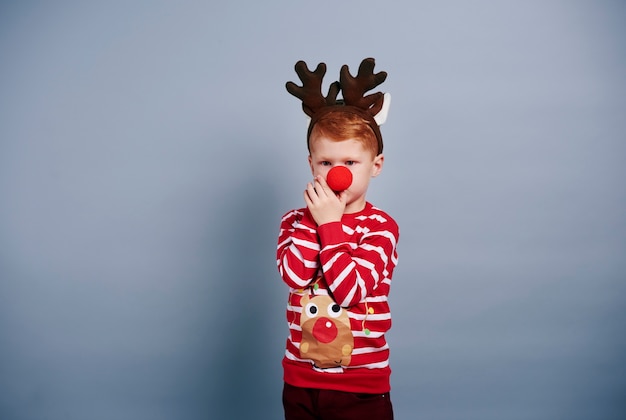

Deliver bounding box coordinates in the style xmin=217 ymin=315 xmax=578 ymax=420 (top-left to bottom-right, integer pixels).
xmin=299 ymin=290 xmax=354 ymax=369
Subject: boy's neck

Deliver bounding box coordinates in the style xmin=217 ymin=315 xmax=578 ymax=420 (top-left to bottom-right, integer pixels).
xmin=344 ymin=198 xmax=368 ymax=215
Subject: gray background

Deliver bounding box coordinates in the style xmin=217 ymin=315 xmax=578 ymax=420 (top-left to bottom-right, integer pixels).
xmin=1 ymin=1 xmax=625 ymax=419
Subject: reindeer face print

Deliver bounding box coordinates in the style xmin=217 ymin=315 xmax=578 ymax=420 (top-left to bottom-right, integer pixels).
xmin=299 ymin=294 xmax=354 ymax=368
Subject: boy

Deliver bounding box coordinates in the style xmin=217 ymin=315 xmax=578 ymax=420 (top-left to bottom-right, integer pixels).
xmin=277 ymin=58 xmax=399 ymax=419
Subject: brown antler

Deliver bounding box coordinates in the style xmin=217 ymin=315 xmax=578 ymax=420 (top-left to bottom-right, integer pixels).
xmin=339 ymin=58 xmax=387 ymax=117
xmin=286 ymin=61 xmax=340 ymax=117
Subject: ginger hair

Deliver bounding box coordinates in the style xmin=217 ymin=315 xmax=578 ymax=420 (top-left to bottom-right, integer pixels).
xmin=308 ymin=111 xmax=380 ymax=157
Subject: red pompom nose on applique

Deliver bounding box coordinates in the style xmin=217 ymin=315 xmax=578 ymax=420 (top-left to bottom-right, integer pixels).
xmin=312 ymin=317 xmax=338 ymax=343
xmin=326 ymin=166 xmax=352 ymax=192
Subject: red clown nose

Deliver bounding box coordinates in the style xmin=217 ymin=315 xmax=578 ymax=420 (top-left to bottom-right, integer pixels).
xmin=326 ymin=166 xmax=353 ymax=192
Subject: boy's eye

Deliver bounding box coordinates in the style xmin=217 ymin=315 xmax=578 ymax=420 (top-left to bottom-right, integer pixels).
xmin=345 ymin=161 xmax=356 ymax=166
xmin=321 ymin=161 xmax=332 ymax=166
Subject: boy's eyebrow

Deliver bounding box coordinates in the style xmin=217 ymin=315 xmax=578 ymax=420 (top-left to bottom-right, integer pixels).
xmin=314 ymin=155 xmax=359 ymax=162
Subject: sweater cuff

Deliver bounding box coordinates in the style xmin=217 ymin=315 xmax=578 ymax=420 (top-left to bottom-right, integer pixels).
xmin=317 ymin=221 xmax=346 ymax=247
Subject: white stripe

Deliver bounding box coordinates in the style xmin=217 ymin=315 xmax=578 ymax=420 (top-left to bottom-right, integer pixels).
xmin=282 ymin=244 xmax=317 ymax=270
xmin=353 ymin=330 xmax=384 ymax=338
xmin=348 ymin=312 xmax=391 ymax=321
xmin=321 ymin=242 xmax=351 ymax=253
xmin=351 ymin=344 xmax=389 ymax=355
xmin=282 ymin=209 xmax=303 ymax=221
xmin=287 ymin=305 xmax=302 ymax=314
xmin=342 ymin=225 xmax=355 ymax=235
xmin=360 ymin=243 xmax=388 ymax=266
xmin=288 ymin=244 xmax=304 ymax=262
xmin=327 ymin=261 xmax=356 ymax=296
xmin=353 ymin=257 xmax=379 ymax=284
xmin=355 ymin=213 xmax=388 ymax=223
xmin=356 ymin=271 xmax=367 ymax=302
xmin=285 ymin=349 xmax=306 ymax=362
xmin=355 ymin=226 xmax=370 ymax=234
xmin=321 ymin=252 xmax=343 ymax=272
xmin=283 ymin=258 xmax=310 ymax=287
xmin=287 ymin=346 xmax=388 ymax=371
xmin=366 ymin=295 xmax=388 ymax=303
xmin=313 ymin=366 xmax=344 ymax=373
xmin=292 ymin=237 xmax=320 ymax=251
xmin=363 ymin=230 xmax=397 ymax=250
xmin=277 ymin=237 xmax=292 ymax=250
xmin=347 ymin=360 xmax=389 ymax=369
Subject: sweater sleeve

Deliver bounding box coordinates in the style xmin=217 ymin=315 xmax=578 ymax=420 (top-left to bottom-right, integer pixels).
xmin=276 ymin=208 xmax=320 ymax=289
xmin=316 ymin=217 xmax=399 ymax=308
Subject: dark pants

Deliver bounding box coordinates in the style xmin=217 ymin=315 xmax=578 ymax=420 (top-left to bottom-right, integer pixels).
xmin=283 ymin=382 xmax=394 ymax=420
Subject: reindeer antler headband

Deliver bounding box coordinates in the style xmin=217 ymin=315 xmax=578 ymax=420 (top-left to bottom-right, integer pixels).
xmin=286 ymin=58 xmax=391 ymax=154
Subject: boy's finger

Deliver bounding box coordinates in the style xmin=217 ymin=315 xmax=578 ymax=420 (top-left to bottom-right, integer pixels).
xmin=314 ymin=177 xmax=331 ymax=196
xmin=317 ymin=175 xmax=330 ymax=188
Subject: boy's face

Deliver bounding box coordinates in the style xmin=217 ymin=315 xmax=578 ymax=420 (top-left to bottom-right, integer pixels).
xmin=308 ymin=135 xmax=384 ymax=214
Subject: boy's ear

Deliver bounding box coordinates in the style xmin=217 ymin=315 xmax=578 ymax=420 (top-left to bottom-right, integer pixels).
xmin=308 ymin=155 xmax=314 ymax=174
xmin=371 ymin=154 xmax=384 ymax=177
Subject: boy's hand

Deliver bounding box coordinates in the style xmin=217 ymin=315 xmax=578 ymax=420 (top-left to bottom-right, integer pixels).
xmin=304 ymin=175 xmax=346 ymax=226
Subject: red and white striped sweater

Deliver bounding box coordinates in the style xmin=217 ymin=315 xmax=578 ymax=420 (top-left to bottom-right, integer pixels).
xmin=276 ymin=202 xmax=399 ymax=394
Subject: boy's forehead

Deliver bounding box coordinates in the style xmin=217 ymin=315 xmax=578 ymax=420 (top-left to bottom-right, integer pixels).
xmin=309 ymin=136 xmax=374 ymax=157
